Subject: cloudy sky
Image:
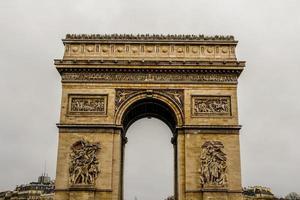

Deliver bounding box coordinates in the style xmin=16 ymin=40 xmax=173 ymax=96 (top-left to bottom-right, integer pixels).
xmin=0 ymin=0 xmax=299 ymax=199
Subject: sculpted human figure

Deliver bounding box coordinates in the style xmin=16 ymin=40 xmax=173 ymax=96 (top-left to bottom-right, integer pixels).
xmin=199 ymin=141 xmax=227 ymax=187
xmin=168 ymin=91 xmax=182 ymax=105
xmin=117 ymin=90 xmax=130 ymax=105
xmin=69 ymin=139 xmax=100 ymax=185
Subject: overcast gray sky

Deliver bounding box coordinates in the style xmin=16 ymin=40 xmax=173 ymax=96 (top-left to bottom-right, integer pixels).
xmin=0 ymin=0 xmax=300 ymax=198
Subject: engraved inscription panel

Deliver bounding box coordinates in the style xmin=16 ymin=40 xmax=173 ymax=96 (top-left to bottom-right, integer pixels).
xmin=68 ymin=94 xmax=107 ymax=115
xmin=192 ymin=96 xmax=231 ymax=116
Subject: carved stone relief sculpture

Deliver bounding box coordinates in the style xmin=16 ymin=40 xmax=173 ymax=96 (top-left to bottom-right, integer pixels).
xmin=192 ymin=96 xmax=231 ymax=116
xmin=69 ymin=139 xmax=101 ymax=185
xmin=164 ymin=90 xmax=183 ymax=106
xmin=63 ymin=34 xmax=237 ymax=60
xmin=115 ymin=89 xmax=183 ymax=111
xmin=115 ymin=89 xmax=141 ymax=109
xmin=62 ymin=72 xmax=238 ymax=84
xmin=68 ymin=95 xmax=107 ymax=115
xmin=199 ymin=141 xmax=227 ymax=187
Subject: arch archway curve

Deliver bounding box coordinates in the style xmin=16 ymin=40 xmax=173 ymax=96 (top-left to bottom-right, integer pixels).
xmin=115 ymin=91 xmax=184 ymax=136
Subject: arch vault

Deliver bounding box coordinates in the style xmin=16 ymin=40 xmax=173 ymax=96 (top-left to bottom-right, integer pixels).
xmin=54 ymin=34 xmax=245 ymax=200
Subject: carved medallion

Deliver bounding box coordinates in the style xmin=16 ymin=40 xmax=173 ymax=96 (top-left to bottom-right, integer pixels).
xmin=115 ymin=89 xmax=183 ymax=111
xmin=68 ymin=94 xmax=107 ymax=116
xmin=192 ymin=96 xmax=231 ymax=116
xmin=199 ymin=141 xmax=227 ymax=187
xmin=69 ymin=139 xmax=100 ymax=185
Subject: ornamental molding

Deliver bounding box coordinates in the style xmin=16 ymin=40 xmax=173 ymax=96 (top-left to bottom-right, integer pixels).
xmin=115 ymin=89 xmax=184 ymax=112
xmin=56 ymin=124 xmax=241 ymax=134
xmin=68 ymin=94 xmax=107 ymax=116
xmin=64 ymin=34 xmax=236 ymax=42
xmin=62 ymin=34 xmax=238 ymax=60
xmin=69 ymin=139 xmax=100 ymax=185
xmin=61 ymin=72 xmax=238 ymax=84
xmin=55 ymin=59 xmax=245 ymax=67
xmin=199 ymin=141 xmax=227 ymax=188
xmin=62 ymin=43 xmax=236 ymax=61
xmin=192 ymin=96 xmax=231 ymax=116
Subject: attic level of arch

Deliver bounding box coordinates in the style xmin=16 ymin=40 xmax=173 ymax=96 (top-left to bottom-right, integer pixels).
xmin=61 ymin=34 xmax=239 ymax=62
xmin=62 ymin=45 xmax=238 ymax=61
xmin=57 ymin=34 xmax=244 ymax=84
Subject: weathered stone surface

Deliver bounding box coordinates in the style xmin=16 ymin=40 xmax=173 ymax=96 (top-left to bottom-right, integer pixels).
xmin=54 ymin=34 xmax=245 ymax=200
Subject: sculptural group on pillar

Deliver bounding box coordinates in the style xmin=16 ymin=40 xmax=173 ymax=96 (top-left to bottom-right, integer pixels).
xmin=199 ymin=141 xmax=227 ymax=187
xmin=69 ymin=139 xmax=100 ymax=185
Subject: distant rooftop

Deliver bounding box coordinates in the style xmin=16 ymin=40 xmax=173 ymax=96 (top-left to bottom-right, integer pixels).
xmin=243 ymin=186 xmax=274 ymax=198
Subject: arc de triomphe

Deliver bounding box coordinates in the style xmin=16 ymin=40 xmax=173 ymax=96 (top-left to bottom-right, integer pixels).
xmin=54 ymin=34 xmax=245 ymax=200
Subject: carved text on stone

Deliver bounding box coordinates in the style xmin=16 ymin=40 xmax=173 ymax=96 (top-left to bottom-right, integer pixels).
xmin=69 ymin=139 xmax=100 ymax=185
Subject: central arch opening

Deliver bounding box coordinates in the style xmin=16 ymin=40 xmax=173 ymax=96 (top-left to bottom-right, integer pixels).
xmin=124 ymin=118 xmax=173 ymax=200
xmin=120 ymin=98 xmax=179 ymax=200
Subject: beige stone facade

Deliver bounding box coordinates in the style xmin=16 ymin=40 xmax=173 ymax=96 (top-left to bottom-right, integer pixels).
xmin=54 ymin=34 xmax=245 ymax=200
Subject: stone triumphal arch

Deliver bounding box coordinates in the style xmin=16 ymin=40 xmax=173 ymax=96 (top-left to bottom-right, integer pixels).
xmin=54 ymin=34 xmax=245 ymax=200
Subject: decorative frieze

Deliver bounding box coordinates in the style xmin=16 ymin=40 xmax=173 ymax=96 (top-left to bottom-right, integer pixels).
xmin=62 ymin=72 xmax=237 ymax=84
xmin=115 ymin=89 xmax=184 ymax=111
xmin=63 ymin=43 xmax=236 ymax=61
xmin=199 ymin=141 xmax=227 ymax=187
xmin=63 ymin=34 xmax=237 ymax=60
xmin=69 ymin=139 xmax=100 ymax=185
xmin=68 ymin=94 xmax=107 ymax=116
xmin=192 ymin=96 xmax=231 ymax=116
